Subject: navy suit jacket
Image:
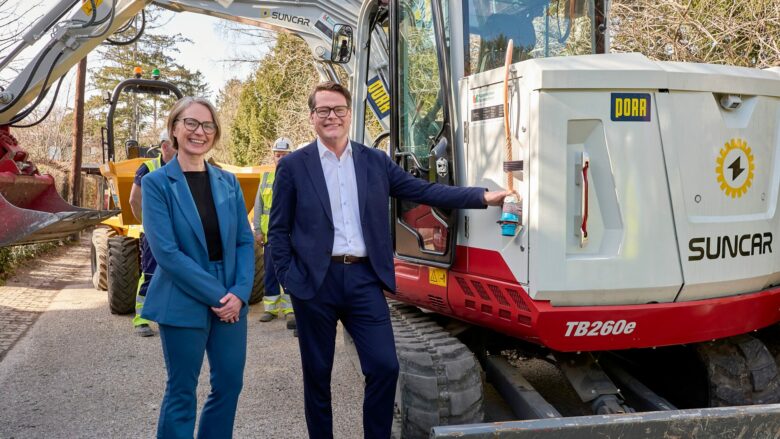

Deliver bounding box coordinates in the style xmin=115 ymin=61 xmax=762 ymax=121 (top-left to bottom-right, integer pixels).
xmin=140 ymin=157 xmax=255 ymax=328
xmin=268 ymin=140 xmax=486 ymax=299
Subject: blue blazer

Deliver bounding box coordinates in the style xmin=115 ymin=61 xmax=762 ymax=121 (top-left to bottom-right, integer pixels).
xmin=268 ymin=140 xmax=486 ymax=300
xmin=140 ymin=157 xmax=255 ymax=328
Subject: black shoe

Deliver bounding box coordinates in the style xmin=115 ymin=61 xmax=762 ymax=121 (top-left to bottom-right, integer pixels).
xmin=135 ymin=324 xmax=154 ymax=337
xmin=259 ymin=312 xmax=277 ymax=322
xmin=293 ymin=329 xmax=298 ymax=337
xmin=286 ymin=313 xmax=296 ymax=330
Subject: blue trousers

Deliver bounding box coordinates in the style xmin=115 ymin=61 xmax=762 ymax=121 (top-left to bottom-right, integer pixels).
xmin=291 ymin=261 xmax=399 ymax=439
xmin=156 ymin=262 xmax=247 ymax=439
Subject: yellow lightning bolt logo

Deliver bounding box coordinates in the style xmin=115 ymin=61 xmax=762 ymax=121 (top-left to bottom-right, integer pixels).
xmin=716 ymin=138 xmax=755 ymax=198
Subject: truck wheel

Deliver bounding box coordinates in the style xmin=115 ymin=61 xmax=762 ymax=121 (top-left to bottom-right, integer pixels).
xmin=249 ymin=242 xmax=265 ymax=305
xmin=91 ymin=227 xmax=116 ymax=291
xmin=390 ymin=302 xmax=484 ymax=439
xmin=697 ymin=334 xmax=780 ymax=406
xmin=106 ymin=236 xmax=140 ymax=315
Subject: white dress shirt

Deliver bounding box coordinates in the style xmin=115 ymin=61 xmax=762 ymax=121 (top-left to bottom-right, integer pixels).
xmin=317 ymin=138 xmax=367 ymax=257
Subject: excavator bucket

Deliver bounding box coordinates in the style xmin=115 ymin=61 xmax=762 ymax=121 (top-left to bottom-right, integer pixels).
xmin=0 ymin=127 xmax=117 ymax=247
xmin=431 ymin=404 xmax=780 ymax=438
xmin=0 ymin=173 xmax=116 ymax=246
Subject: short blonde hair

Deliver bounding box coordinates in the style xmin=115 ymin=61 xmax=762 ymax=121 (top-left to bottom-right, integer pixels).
xmin=166 ymin=96 xmax=222 ymax=150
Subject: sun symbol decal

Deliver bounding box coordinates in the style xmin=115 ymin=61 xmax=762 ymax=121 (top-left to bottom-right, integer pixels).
xmin=716 ymin=138 xmax=755 ymax=198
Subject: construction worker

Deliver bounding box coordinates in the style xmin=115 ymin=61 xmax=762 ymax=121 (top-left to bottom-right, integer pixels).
xmin=128 ymin=130 xmax=176 ymax=337
xmin=254 ymin=137 xmax=295 ymax=331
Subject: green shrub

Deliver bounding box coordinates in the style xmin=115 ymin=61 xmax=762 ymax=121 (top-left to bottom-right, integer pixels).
xmin=0 ymin=241 xmax=63 ymax=282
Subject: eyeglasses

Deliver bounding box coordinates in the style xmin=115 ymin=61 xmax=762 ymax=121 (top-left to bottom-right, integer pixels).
xmin=176 ymin=117 xmax=217 ymax=135
xmin=311 ymin=106 xmax=350 ymax=118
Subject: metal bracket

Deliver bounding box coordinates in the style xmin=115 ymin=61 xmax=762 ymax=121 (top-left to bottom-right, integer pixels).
xmin=436 ymin=157 xmax=448 ymax=178
xmin=554 ymin=352 xmax=622 ymax=406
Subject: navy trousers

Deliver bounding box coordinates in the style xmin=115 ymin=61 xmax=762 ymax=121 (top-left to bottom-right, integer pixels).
xmin=156 ymin=261 xmax=248 ymax=439
xmin=291 ymin=261 xmax=399 ymax=439
xmin=263 ymin=243 xmax=280 ymax=296
xmin=139 ymin=232 xmax=159 ymax=287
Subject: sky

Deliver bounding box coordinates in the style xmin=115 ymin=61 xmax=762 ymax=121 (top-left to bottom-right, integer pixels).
xmin=159 ymin=10 xmax=269 ymax=94
xmin=1 ymin=1 xmax=270 ymax=106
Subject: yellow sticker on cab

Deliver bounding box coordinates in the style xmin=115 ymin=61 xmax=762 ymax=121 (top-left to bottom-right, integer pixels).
xmin=366 ymin=75 xmax=390 ymax=120
xmin=82 ymin=0 xmax=103 ymax=15
xmin=428 ymin=267 xmax=447 ymax=287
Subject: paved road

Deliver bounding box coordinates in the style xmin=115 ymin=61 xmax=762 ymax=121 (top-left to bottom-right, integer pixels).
xmin=0 ymin=235 xmax=364 ymax=438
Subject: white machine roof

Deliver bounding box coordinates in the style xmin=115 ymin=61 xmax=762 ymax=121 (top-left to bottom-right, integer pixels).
xmin=470 ymin=53 xmax=780 ymax=97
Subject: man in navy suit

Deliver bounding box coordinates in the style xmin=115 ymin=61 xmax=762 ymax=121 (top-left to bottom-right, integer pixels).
xmin=268 ymin=82 xmax=507 ymax=439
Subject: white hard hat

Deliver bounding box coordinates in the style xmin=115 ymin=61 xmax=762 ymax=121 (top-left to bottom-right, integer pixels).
xmin=159 ymin=130 xmax=170 ymax=143
xmin=272 ymin=137 xmax=293 ymax=153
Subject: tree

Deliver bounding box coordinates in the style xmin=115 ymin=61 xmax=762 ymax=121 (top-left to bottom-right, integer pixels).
xmin=0 ymin=0 xmax=38 ymax=79
xmin=229 ymin=34 xmax=320 ymax=166
xmin=213 ymin=78 xmax=244 ymax=164
xmin=86 ymin=7 xmax=209 ymax=159
xmin=610 ymin=0 xmax=780 ymax=68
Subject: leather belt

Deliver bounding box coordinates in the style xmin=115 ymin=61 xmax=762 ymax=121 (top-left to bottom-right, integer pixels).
xmin=331 ymin=255 xmax=368 ymax=264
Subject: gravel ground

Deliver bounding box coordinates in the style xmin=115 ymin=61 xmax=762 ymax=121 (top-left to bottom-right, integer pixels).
xmin=0 ymin=236 xmax=365 ymax=438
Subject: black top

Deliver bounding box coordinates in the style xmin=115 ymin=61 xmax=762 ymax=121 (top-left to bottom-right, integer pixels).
xmin=184 ymin=171 xmax=223 ymax=261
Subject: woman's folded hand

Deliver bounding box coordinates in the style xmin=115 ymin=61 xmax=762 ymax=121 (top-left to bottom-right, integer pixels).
xmin=211 ymin=292 xmax=242 ymax=323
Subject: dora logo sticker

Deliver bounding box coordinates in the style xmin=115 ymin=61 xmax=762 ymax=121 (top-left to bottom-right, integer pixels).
xmin=610 ymin=93 xmax=651 ymax=122
xmin=716 ymin=138 xmax=755 ymax=198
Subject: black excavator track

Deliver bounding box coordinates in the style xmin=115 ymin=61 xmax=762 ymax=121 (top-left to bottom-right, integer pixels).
xmin=389 ymin=302 xmax=484 ymax=439
xmin=697 ymin=333 xmax=780 ymax=407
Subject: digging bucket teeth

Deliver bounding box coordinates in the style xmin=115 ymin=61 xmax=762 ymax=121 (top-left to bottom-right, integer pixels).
xmin=0 ymin=126 xmax=117 ymax=247
xmin=0 ymin=172 xmax=117 ymax=247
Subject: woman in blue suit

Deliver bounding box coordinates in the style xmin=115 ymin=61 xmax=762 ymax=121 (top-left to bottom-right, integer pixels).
xmin=141 ymin=96 xmax=255 ymax=438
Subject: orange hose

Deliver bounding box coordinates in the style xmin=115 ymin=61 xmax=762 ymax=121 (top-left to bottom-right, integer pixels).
xmin=503 ymin=39 xmax=514 ymax=192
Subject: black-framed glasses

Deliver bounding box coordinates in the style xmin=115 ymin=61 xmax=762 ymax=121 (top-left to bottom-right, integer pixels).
xmin=311 ymin=106 xmax=350 ymax=118
xmin=176 ymin=117 xmax=217 ymax=135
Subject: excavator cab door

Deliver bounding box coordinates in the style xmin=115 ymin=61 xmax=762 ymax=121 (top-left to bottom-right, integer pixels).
xmin=390 ymin=0 xmax=458 ymax=267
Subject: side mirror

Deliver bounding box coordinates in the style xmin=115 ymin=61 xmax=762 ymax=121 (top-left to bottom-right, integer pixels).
xmin=330 ymin=24 xmax=353 ymax=64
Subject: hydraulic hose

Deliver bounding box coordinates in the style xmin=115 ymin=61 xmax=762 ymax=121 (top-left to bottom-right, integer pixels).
xmin=503 ymin=39 xmax=515 ymax=192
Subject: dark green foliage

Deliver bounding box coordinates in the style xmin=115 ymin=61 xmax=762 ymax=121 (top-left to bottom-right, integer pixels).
xmin=228 ymin=34 xmax=320 ymax=165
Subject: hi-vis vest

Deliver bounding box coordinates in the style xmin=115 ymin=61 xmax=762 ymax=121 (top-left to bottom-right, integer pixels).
xmin=257 ymin=171 xmax=275 ymax=241
xmin=144 ymin=157 xmax=162 ymax=173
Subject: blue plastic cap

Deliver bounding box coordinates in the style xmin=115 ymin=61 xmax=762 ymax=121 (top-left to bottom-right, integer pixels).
xmin=501 ymin=224 xmax=517 ymax=236
xmin=499 ymin=212 xmax=519 ymax=236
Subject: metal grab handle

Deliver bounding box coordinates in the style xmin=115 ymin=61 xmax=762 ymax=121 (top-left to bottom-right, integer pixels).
xmin=394 ymin=150 xmax=429 ymax=174
xmin=576 ymin=151 xmax=590 ymax=247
